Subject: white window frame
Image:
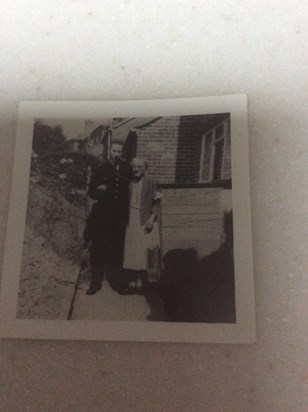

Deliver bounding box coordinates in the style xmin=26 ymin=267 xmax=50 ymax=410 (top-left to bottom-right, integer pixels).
xmin=199 ymin=120 xmax=228 ymax=183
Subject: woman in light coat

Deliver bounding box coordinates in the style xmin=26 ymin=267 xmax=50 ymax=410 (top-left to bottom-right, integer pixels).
xmin=123 ymin=157 xmax=162 ymax=295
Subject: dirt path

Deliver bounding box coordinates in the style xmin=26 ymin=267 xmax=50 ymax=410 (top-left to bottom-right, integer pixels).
xmin=71 ymin=281 xmax=166 ymax=322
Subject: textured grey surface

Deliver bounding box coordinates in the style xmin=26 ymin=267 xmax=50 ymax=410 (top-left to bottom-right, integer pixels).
xmin=0 ymin=1 xmax=307 ymax=411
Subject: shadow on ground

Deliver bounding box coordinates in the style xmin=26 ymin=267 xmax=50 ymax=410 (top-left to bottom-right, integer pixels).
xmin=156 ymin=245 xmax=235 ymax=323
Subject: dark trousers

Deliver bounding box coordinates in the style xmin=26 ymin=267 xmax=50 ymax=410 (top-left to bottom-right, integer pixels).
xmin=89 ymin=220 xmax=126 ymax=292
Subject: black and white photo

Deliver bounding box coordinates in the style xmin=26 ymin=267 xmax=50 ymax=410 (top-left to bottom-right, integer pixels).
xmin=0 ymin=96 xmax=255 ymax=343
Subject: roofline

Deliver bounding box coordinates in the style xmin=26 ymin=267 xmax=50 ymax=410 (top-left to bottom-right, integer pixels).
xmin=111 ymin=118 xmax=135 ymax=129
xmin=111 ymin=117 xmax=162 ymax=131
xmin=135 ymin=117 xmax=162 ymax=129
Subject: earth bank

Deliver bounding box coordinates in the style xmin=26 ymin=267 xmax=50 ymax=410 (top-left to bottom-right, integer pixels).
xmin=17 ymin=152 xmax=97 ymax=319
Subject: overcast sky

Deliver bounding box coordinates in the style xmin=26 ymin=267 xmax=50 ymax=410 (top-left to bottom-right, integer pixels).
xmin=38 ymin=118 xmax=110 ymax=140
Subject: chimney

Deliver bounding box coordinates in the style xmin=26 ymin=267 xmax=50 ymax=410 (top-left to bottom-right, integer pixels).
xmin=84 ymin=120 xmax=94 ymax=136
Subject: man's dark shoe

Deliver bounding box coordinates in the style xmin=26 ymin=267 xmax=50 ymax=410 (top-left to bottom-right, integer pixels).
xmin=86 ymin=287 xmax=100 ymax=295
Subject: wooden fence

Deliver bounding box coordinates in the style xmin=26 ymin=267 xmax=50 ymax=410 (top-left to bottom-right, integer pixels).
xmin=161 ymin=184 xmax=231 ymax=259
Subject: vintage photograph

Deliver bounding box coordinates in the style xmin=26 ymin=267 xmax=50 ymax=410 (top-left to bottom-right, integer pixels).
xmin=0 ymin=96 xmax=255 ymax=343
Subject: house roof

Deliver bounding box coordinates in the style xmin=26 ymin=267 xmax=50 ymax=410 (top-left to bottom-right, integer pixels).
xmin=111 ymin=117 xmax=161 ymax=142
xmin=76 ymin=114 xmax=230 ymax=145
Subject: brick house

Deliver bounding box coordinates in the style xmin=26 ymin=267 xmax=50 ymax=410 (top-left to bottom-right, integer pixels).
xmin=77 ymin=114 xmax=233 ymax=259
xmin=135 ymin=114 xmax=231 ymax=185
xmin=70 ymin=114 xmax=232 ymax=188
xmin=126 ymin=114 xmax=232 ymax=259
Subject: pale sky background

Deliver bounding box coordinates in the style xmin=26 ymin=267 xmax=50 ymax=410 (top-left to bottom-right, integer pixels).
xmin=38 ymin=118 xmax=111 ymax=140
xmin=37 ymin=117 xmax=158 ymax=142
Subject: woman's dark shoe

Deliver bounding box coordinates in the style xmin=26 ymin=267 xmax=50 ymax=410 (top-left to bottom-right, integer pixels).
xmin=136 ymin=286 xmax=145 ymax=295
xmin=119 ymin=286 xmax=135 ymax=295
xmin=127 ymin=285 xmax=137 ymax=295
xmin=123 ymin=282 xmax=137 ymax=295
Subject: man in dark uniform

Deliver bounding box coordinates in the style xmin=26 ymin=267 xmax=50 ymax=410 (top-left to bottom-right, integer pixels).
xmin=84 ymin=142 xmax=131 ymax=295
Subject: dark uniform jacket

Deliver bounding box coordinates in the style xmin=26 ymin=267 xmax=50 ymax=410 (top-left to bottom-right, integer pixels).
xmin=84 ymin=160 xmax=131 ymax=242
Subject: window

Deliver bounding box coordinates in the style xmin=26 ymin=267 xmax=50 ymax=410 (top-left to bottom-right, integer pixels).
xmin=199 ymin=120 xmax=229 ymax=183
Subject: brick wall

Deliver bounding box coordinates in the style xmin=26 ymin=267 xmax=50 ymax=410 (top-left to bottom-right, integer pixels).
xmin=136 ymin=114 xmax=231 ymax=184
xmin=137 ymin=117 xmax=180 ymax=183
xmin=137 ymin=116 xmax=204 ymax=184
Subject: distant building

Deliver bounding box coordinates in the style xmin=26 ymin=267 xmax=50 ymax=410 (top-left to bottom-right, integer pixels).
xmin=64 ymin=121 xmax=109 ymax=160
xmin=78 ymin=125 xmax=109 ymax=158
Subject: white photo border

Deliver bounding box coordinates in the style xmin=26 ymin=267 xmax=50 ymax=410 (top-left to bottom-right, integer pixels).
xmin=0 ymin=95 xmax=256 ymax=344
